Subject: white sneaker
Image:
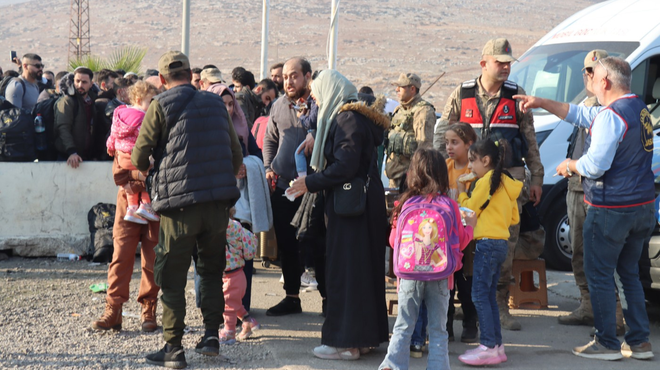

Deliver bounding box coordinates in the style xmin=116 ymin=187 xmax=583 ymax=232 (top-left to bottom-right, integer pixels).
xmin=279 ymin=274 xmax=284 ymax=284
xmin=301 ymin=271 xmax=318 ymax=288
xmin=313 ymin=345 xmax=359 ymax=360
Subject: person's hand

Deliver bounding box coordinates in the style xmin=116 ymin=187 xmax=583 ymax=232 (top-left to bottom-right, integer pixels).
xmin=107 ymin=149 xmax=114 ymax=157
xmin=456 ymin=178 xmax=467 ymax=194
xmin=462 ymin=209 xmax=477 ymax=229
xmin=288 ymin=177 xmax=308 ymax=198
xmin=236 ymin=163 xmax=247 ymax=179
xmin=67 ymin=153 xmax=83 ymax=169
xmin=266 ymin=171 xmax=276 ymax=193
xmin=555 ymin=159 xmax=572 ymax=179
xmin=529 ymin=185 xmax=543 ymax=206
xmin=140 ymin=170 xmax=149 ymax=180
xmin=513 ymin=94 xmax=542 ymax=114
xmin=298 ymin=133 xmax=315 ymax=156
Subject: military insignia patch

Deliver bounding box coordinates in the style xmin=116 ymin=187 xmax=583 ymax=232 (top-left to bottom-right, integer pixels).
xmin=641 ymin=108 xmax=654 ymax=152
xmin=466 ymin=109 xmax=473 ymax=118
xmin=503 ymin=105 xmax=510 ymax=114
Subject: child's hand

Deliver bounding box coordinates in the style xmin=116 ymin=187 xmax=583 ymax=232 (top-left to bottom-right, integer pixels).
xmin=462 ymin=210 xmax=477 ymax=229
xmin=107 ymin=149 xmax=114 ymax=157
xmin=457 ymin=178 xmax=466 ymax=194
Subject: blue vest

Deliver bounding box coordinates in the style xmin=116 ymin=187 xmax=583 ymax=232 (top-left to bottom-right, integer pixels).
xmin=582 ymin=95 xmax=654 ymax=208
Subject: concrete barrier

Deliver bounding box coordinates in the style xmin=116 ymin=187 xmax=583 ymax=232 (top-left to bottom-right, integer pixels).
xmin=0 ymin=162 xmax=117 ymax=257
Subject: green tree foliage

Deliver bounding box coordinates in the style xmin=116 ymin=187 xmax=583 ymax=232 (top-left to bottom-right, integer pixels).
xmin=68 ymin=46 xmax=148 ymax=73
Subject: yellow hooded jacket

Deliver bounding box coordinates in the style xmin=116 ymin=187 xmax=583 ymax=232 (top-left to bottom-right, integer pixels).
xmin=458 ymin=170 xmax=522 ymax=240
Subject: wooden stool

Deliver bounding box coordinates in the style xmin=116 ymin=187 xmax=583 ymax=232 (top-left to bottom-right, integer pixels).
xmin=508 ymin=259 xmax=548 ymax=309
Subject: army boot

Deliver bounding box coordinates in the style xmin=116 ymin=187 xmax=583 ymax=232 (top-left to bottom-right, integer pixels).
xmin=497 ymin=288 xmax=521 ymax=331
xmin=141 ymin=299 xmax=158 ymax=332
xmin=92 ymin=300 xmax=122 ymax=331
xmin=558 ymin=293 xmax=594 ymax=326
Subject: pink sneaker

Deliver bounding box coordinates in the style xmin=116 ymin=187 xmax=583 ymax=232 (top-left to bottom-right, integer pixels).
xmin=136 ymin=203 xmax=160 ymax=222
xmin=124 ymin=208 xmax=148 ymax=224
xmin=238 ymin=316 xmax=261 ymax=340
xmin=218 ymin=329 xmax=236 ymax=345
xmin=459 ymin=344 xmax=502 ymax=366
xmin=498 ymin=344 xmax=508 ymax=362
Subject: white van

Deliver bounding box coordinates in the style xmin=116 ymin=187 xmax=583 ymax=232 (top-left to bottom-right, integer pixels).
xmin=508 ymin=0 xmax=660 ymax=287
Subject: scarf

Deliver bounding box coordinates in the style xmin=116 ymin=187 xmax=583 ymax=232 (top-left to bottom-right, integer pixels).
xmin=310 ymin=70 xmax=358 ymax=170
xmin=207 ymin=83 xmax=250 ymax=148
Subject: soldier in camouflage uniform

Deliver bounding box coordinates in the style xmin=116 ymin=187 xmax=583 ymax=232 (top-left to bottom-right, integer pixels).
xmin=385 ymin=73 xmax=436 ymax=187
xmin=433 ymin=38 xmax=544 ymax=331
xmin=558 ymin=50 xmax=625 ymax=335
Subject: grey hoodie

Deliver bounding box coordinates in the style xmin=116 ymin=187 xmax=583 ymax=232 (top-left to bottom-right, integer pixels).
xmin=263 ymin=96 xmax=308 ymax=188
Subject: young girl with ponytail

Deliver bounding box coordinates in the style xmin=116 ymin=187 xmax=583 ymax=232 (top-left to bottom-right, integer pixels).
xmin=455 ymin=138 xmax=523 ymax=366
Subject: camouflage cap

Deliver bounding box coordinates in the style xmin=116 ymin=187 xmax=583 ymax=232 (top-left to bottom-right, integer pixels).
xmin=158 ymin=51 xmax=190 ymax=75
xmin=392 ymin=73 xmax=422 ymax=89
xmin=482 ymin=38 xmax=517 ymax=63
xmin=582 ymin=49 xmax=609 ymax=71
xmin=200 ymin=68 xmax=225 ymax=83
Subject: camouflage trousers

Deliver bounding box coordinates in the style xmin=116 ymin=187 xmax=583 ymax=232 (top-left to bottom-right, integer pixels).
xmin=567 ymin=189 xmax=589 ymax=296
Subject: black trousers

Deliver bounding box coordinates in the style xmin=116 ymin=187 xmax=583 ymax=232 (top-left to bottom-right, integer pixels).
xmin=271 ymin=187 xmax=303 ymax=295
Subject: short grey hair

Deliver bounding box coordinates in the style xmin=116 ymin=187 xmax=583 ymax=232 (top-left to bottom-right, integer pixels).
xmin=596 ymin=56 xmax=631 ymax=91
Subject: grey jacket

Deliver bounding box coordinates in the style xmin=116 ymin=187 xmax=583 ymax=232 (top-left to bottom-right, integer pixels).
xmin=263 ymin=96 xmax=308 ymax=188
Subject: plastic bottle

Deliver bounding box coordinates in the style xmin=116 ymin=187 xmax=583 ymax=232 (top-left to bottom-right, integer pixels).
xmin=34 ymin=114 xmax=47 ymax=151
xmin=57 ymin=253 xmax=81 ymax=261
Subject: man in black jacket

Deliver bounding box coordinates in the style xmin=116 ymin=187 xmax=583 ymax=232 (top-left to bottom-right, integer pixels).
xmin=132 ymin=51 xmax=243 ymax=369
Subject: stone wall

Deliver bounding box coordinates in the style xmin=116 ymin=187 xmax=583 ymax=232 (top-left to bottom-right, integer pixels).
xmin=0 ymin=162 xmax=117 ymax=256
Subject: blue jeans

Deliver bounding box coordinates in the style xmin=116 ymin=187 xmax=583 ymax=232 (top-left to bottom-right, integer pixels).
xmin=471 ymin=239 xmax=508 ymax=348
xmin=379 ymin=279 xmax=450 ymax=370
xmin=583 ymin=203 xmax=654 ymax=349
xmin=411 ymin=301 xmax=428 ymax=346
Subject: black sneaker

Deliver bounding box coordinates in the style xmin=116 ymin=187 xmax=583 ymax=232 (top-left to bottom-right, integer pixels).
xmin=410 ymin=344 xmax=423 ymax=358
xmin=145 ymin=344 xmax=187 ymax=369
xmin=266 ymin=296 xmax=302 ymax=316
xmin=461 ymin=325 xmax=478 ymax=343
xmin=195 ymin=335 xmax=220 ymax=356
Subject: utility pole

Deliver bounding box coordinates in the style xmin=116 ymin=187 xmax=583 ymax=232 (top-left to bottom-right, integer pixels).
xmin=260 ymin=0 xmax=270 ymax=80
xmin=182 ymin=0 xmax=191 ymax=56
xmin=328 ymin=0 xmax=339 ymax=70
xmin=68 ymin=0 xmax=91 ymax=63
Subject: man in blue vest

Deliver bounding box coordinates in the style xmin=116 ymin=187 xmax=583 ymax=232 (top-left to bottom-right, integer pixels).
xmin=515 ymin=56 xmax=655 ymax=361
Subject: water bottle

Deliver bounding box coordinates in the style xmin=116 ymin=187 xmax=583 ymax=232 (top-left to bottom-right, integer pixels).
xmin=57 ymin=253 xmax=81 ymax=261
xmin=34 ymin=114 xmax=47 ymax=151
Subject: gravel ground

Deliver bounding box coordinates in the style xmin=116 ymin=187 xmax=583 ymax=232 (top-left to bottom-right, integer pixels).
xmin=0 ymin=257 xmax=285 ymax=370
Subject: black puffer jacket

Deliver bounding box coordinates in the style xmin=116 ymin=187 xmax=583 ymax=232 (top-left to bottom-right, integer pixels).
xmin=151 ymin=85 xmax=240 ymax=211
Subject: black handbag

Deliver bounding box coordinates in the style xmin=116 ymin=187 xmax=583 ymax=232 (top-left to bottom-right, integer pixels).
xmin=333 ymin=175 xmax=370 ymax=217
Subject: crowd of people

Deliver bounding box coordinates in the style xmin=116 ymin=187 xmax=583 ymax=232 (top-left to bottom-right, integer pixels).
xmin=0 ymin=36 xmax=655 ymax=369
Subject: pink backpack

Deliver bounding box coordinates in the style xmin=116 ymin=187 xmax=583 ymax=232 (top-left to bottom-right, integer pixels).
xmin=393 ymin=194 xmax=463 ymax=281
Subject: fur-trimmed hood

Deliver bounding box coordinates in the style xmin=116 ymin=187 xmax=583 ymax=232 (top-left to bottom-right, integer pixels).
xmin=58 ymin=73 xmax=76 ymax=96
xmin=339 ymin=93 xmax=391 ymax=130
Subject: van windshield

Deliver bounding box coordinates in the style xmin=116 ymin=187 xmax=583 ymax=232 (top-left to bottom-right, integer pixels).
xmin=509 ymin=42 xmax=639 ymax=114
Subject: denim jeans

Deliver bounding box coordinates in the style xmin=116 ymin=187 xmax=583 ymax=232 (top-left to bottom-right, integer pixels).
xmin=379 ymin=279 xmax=450 ymax=370
xmin=583 ymin=203 xmax=655 ymax=349
xmin=411 ymin=301 xmax=428 ymax=346
xmin=471 ymin=239 xmax=508 ymax=348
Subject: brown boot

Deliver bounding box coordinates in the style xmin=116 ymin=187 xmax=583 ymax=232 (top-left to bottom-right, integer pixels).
xmin=497 ymin=288 xmax=521 ymax=331
xmin=141 ymin=299 xmax=158 ymax=332
xmin=558 ymin=295 xmax=594 ymax=326
xmin=92 ymin=301 xmax=122 ymax=331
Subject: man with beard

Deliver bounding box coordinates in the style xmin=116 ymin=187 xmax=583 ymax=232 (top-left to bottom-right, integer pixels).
xmin=191 ymin=67 xmax=202 ymax=90
xmin=270 ymin=62 xmax=284 ymax=95
xmin=263 ymin=57 xmax=314 ymax=316
xmin=433 ymin=38 xmax=544 ymax=331
xmin=54 ymin=67 xmax=97 ymax=168
xmin=94 ymin=69 xmax=119 ymax=160
xmin=4 ymin=53 xmax=43 ymax=110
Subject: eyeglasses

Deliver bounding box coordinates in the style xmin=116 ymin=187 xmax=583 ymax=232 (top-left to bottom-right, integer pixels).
xmin=597 ymin=59 xmax=609 ymax=83
xmin=28 ymin=63 xmax=45 ymax=69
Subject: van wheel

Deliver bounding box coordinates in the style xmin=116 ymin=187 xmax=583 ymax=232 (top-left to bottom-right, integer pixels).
xmin=541 ymin=194 xmax=573 ymax=271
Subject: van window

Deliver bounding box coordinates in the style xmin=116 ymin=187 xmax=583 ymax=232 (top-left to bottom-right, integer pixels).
xmin=510 ymin=42 xmax=639 ymax=113
xmin=633 ymin=55 xmax=660 ymax=128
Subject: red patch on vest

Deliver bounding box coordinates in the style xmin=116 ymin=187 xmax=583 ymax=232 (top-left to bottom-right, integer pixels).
xmin=465 ymin=109 xmax=473 ymax=118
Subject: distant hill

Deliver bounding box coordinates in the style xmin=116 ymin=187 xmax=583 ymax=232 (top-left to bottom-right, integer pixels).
xmin=0 ymin=0 xmax=601 ymax=107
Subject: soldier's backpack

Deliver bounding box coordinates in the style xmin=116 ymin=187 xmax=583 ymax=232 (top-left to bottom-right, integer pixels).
xmin=32 ymin=92 xmax=66 ymax=161
xmin=87 ymin=203 xmax=116 ymax=263
xmin=393 ymin=194 xmax=463 ymax=281
xmin=0 ymin=98 xmax=36 ymax=161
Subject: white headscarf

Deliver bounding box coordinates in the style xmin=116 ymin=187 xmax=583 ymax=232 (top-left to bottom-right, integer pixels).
xmin=310 ymin=70 xmax=358 ymax=170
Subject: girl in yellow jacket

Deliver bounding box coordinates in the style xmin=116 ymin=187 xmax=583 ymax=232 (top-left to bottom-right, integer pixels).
xmin=455 ymin=138 xmax=522 ymax=366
